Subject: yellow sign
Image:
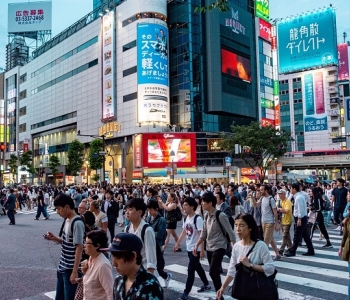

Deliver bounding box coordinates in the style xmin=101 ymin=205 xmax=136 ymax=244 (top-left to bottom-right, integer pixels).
xmin=99 ymin=121 xmax=121 ymax=137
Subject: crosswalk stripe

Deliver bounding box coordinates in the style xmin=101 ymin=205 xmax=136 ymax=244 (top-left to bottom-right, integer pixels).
xmin=44 ymin=291 xmax=55 ymax=299
xmin=276 ymin=245 xmax=338 ymax=257
xmin=165 ymin=264 xmax=329 ymax=300
xmin=269 ymin=251 xmax=348 ymax=267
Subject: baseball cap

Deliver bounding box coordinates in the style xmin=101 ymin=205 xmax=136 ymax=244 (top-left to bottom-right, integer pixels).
xmin=108 ymin=233 xmax=142 ymax=253
xmin=277 ymin=189 xmax=286 ymax=194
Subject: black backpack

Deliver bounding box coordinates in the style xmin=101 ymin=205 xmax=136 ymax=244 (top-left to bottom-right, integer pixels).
xmin=125 ymin=224 xmax=165 ymax=271
xmin=205 ymin=211 xmax=234 ymax=243
xmin=58 ymin=216 xmax=84 ymax=238
xmin=184 ymin=214 xmax=200 ymax=230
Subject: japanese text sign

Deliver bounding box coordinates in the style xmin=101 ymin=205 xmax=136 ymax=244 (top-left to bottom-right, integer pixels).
xmin=255 ymin=0 xmax=269 ymax=22
xmin=338 ymin=43 xmax=349 ymax=81
xmin=277 ymin=8 xmax=337 ymax=74
xmin=259 ymin=18 xmax=271 ymax=42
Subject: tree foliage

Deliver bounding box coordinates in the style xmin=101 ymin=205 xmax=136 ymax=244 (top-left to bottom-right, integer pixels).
xmin=220 ymin=122 xmax=293 ymax=182
xmin=48 ymin=155 xmax=60 ymax=184
xmin=8 ymin=154 xmax=18 ymax=182
xmin=88 ymin=139 xmax=104 ymax=171
xmin=194 ymin=0 xmax=229 ymax=13
xmin=67 ymin=139 xmax=85 ymax=180
xmin=19 ymin=150 xmax=33 ymax=171
xmin=91 ymin=173 xmax=100 ymax=183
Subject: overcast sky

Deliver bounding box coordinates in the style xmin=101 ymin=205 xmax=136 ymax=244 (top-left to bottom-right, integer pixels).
xmin=0 ymin=0 xmax=349 ymax=71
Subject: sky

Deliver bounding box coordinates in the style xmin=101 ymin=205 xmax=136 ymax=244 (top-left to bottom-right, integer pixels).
xmin=0 ymin=0 xmax=349 ymax=71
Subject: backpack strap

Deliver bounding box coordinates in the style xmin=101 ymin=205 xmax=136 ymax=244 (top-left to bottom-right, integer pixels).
xmin=58 ymin=216 xmax=84 ymax=238
xmin=245 ymin=240 xmax=258 ymax=258
xmin=184 ymin=214 xmax=199 ymax=230
xmin=140 ymin=223 xmax=150 ymax=243
xmin=215 ymin=210 xmax=228 ymax=240
xmin=58 ymin=218 xmax=67 ymax=237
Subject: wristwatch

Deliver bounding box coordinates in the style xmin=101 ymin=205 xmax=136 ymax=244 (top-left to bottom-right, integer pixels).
xmin=250 ymin=263 xmax=254 ymax=269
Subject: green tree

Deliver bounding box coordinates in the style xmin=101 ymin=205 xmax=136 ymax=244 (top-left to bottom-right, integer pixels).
xmin=8 ymin=154 xmax=18 ymax=183
xmin=91 ymin=173 xmax=100 ymax=183
xmin=67 ymin=139 xmax=85 ymax=183
xmin=88 ymin=139 xmax=104 ymax=171
xmin=48 ymin=155 xmax=60 ymax=184
xmin=19 ymin=150 xmax=33 ymax=171
xmin=220 ymin=122 xmax=293 ymax=183
xmin=27 ymin=164 xmax=37 ymax=183
xmin=195 ymin=0 xmax=229 ymax=13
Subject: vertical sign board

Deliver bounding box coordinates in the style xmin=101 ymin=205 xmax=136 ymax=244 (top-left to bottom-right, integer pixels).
xmin=338 ymin=43 xmax=349 ymax=81
xmin=133 ymin=134 xmax=142 ymax=168
xmin=277 ymin=8 xmax=338 ymax=74
xmin=259 ymin=18 xmax=271 ymax=42
xmin=255 ymin=0 xmax=269 ymax=22
xmin=302 ymin=69 xmax=328 ymax=132
xmin=101 ymin=12 xmax=115 ymax=120
xmin=345 ymin=98 xmax=350 ymax=148
xmin=137 ymin=23 xmax=170 ymax=124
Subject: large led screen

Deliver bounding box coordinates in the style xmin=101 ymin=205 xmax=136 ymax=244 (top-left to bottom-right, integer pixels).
xmin=277 ymin=7 xmax=337 ymax=74
xmin=142 ymin=133 xmax=196 ymax=168
xmin=221 ymin=49 xmax=251 ymax=82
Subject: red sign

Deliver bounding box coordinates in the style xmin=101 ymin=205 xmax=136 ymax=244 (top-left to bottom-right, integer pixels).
xmin=274 ymin=102 xmax=280 ymax=127
xmin=338 ymin=43 xmax=349 ymax=81
xmin=133 ymin=135 xmax=142 ymax=168
xmin=141 ymin=133 xmax=197 ymax=168
xmin=271 ymin=36 xmax=277 ymax=50
xmin=132 ymin=170 xmax=143 ymax=178
xmin=23 ymin=143 xmax=28 ymax=152
xmin=259 ymin=18 xmax=271 ymax=42
xmin=261 ymin=118 xmax=275 ymax=127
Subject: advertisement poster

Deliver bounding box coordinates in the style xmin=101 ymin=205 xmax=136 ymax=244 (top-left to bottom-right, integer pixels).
xmin=338 ymin=43 xmax=349 ymax=81
xmin=221 ymin=49 xmax=251 ymax=82
xmin=141 ymin=133 xmax=196 ymax=168
xmin=137 ymin=23 xmax=170 ymax=124
xmin=255 ymin=0 xmax=269 ymax=22
xmin=101 ymin=12 xmax=115 ymax=120
xmin=277 ymin=8 xmax=337 ymax=74
xmin=133 ymin=134 xmax=142 ymax=168
xmin=259 ymin=18 xmax=271 ymax=42
xmin=8 ymin=1 xmax=52 ymax=33
xmin=302 ymin=70 xmax=328 ymax=132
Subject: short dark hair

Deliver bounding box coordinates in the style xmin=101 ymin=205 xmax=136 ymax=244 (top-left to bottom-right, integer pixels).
xmin=125 ymin=198 xmax=147 ymax=217
xmin=54 ymin=194 xmax=74 ymax=209
xmin=216 ymin=191 xmax=225 ymax=201
xmin=111 ymin=250 xmax=142 ymax=265
xmin=183 ymin=197 xmax=198 ymax=211
xmin=82 ymin=211 xmax=95 ymax=227
xmin=86 ymin=229 xmax=108 ymax=252
xmin=147 ymin=188 xmax=157 ymax=196
xmin=146 ymin=200 xmax=159 ymax=210
xmin=291 ymin=183 xmax=300 ymax=191
xmin=235 ymin=213 xmax=259 ymax=241
xmin=337 ymin=178 xmax=345 ymax=185
xmin=201 ymin=192 xmax=217 ymax=207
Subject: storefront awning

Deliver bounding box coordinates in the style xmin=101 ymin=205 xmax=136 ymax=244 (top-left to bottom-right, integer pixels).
xmin=143 ymin=168 xmax=197 ymax=177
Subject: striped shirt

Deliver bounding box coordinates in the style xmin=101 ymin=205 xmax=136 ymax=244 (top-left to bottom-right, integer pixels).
xmin=58 ymin=216 xmax=84 ymax=271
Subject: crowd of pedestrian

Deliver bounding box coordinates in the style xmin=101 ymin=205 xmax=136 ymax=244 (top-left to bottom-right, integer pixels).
xmin=1 ymin=178 xmax=350 ymax=300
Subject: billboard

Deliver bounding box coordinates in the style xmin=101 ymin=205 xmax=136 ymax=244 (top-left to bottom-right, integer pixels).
xmin=141 ymin=133 xmax=196 ymax=168
xmin=101 ymin=12 xmax=115 ymax=120
xmin=221 ymin=49 xmax=252 ymax=82
xmin=137 ymin=23 xmax=170 ymax=124
xmin=277 ymin=8 xmax=337 ymax=74
xmin=259 ymin=18 xmax=271 ymax=42
xmin=8 ymin=1 xmax=52 ymax=33
xmin=302 ymin=70 xmax=328 ymax=132
xmin=338 ymin=43 xmax=349 ymax=81
xmin=255 ymin=0 xmax=269 ymax=22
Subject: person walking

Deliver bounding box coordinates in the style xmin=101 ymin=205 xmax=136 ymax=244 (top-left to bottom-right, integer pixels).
xmin=101 ymin=190 xmax=119 ymax=241
xmin=277 ymin=189 xmax=293 ymax=255
xmin=332 ymin=178 xmax=348 ymax=235
xmin=34 ymin=190 xmax=49 ymax=220
xmin=5 ymin=188 xmax=16 ymax=225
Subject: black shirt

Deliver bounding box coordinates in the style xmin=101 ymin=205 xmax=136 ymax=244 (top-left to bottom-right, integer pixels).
xmin=332 ymin=187 xmax=348 ymax=208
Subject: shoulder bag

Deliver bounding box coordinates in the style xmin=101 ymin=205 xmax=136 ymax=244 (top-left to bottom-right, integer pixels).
xmin=231 ymin=241 xmax=278 ymax=300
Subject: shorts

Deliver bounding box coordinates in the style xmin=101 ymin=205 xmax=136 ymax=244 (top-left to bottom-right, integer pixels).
xmin=167 ymin=221 xmax=177 ymax=230
xmin=262 ymin=222 xmax=275 ymax=244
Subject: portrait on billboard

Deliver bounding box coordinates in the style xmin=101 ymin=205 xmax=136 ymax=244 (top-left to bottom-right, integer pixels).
xmin=277 ymin=8 xmax=337 ymax=74
xmin=155 ymin=28 xmax=168 ymax=57
xmin=148 ymin=138 xmax=191 ymax=163
xmin=221 ymin=49 xmax=251 ymax=82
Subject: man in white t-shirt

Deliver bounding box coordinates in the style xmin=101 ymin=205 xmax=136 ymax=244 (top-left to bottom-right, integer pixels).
xmin=174 ymin=197 xmax=211 ymax=300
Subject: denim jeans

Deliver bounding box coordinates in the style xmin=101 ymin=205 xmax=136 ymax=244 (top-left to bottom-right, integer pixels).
xmin=35 ymin=205 xmax=48 ymax=219
xmin=184 ymin=251 xmax=209 ymax=295
xmin=206 ymin=248 xmax=226 ymax=292
xmin=56 ymin=269 xmax=78 ymax=300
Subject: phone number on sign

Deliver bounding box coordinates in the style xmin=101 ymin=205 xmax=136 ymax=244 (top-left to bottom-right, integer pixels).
xmin=15 ymin=15 xmax=44 ymax=22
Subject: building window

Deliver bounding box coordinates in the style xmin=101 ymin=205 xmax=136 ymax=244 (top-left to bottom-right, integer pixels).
xmin=19 ymin=89 xmax=27 ymax=100
xmin=19 ymin=73 xmax=27 ymax=83
xmin=19 ymin=123 xmax=26 ymax=133
xmin=123 ymin=92 xmax=137 ymax=102
xmin=122 ymin=12 xmax=166 ymax=27
xmin=123 ymin=66 xmax=137 ymax=77
xmin=31 ymin=111 xmax=77 ymax=130
xmin=123 ymin=40 xmax=136 ymax=52
xmin=19 ymin=106 xmax=26 ymax=116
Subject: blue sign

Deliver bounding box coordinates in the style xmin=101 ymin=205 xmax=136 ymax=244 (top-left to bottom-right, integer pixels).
xmin=137 ymin=23 xmax=169 ymax=86
xmin=347 ymin=99 xmax=350 ymax=121
xmin=304 ymin=116 xmax=328 ymax=132
xmin=277 ymin=8 xmax=337 ymax=74
xmin=260 ymin=75 xmax=273 ymax=87
xmin=225 ymin=157 xmax=232 ymax=163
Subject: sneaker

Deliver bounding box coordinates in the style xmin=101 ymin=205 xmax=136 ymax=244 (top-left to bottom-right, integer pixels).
xmin=197 ymin=285 xmax=211 ymax=293
xmin=322 ymin=243 xmax=333 ymax=249
xmin=336 ymin=225 xmax=341 ymax=230
xmin=178 ymin=293 xmax=189 ymax=300
xmin=164 ymin=272 xmax=172 ymax=288
xmin=278 ymin=250 xmax=284 ymax=256
xmin=273 ymin=255 xmax=281 ymax=261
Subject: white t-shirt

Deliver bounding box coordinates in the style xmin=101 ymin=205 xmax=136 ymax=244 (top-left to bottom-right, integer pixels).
xmin=183 ymin=214 xmax=203 ymax=252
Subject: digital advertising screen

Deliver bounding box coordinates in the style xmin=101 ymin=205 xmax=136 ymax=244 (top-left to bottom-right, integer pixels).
xmin=338 ymin=43 xmax=349 ymax=81
xmin=277 ymin=7 xmax=337 ymax=74
xmin=142 ymin=133 xmax=196 ymax=168
xmin=221 ymin=49 xmax=251 ymax=82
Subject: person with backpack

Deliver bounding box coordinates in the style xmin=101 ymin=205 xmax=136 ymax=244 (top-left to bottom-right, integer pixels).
xmin=193 ymin=192 xmax=236 ymax=299
xmin=45 ymin=194 xmax=85 ymax=300
xmin=174 ymin=197 xmax=211 ymax=300
xmin=124 ymin=198 xmax=157 ymax=274
xmin=146 ymin=200 xmax=172 ymax=288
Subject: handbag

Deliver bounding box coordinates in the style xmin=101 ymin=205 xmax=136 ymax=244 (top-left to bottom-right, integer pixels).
xmin=74 ymin=277 xmax=84 ymax=300
xmin=231 ymin=241 xmax=279 ymax=300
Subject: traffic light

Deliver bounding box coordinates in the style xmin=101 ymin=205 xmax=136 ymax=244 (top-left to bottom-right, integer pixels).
xmin=0 ymin=144 xmax=5 ymax=151
xmin=115 ymin=170 xmax=119 ymax=177
xmin=223 ymin=169 xmax=226 ymax=175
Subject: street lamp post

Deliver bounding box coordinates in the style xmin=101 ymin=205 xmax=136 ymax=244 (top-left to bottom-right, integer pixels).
xmin=39 ymin=161 xmax=43 ymax=185
xmin=170 ymin=150 xmax=175 ymax=186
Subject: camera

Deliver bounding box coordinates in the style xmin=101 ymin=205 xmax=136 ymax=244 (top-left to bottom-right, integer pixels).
xmin=43 ymin=233 xmax=49 ymax=239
